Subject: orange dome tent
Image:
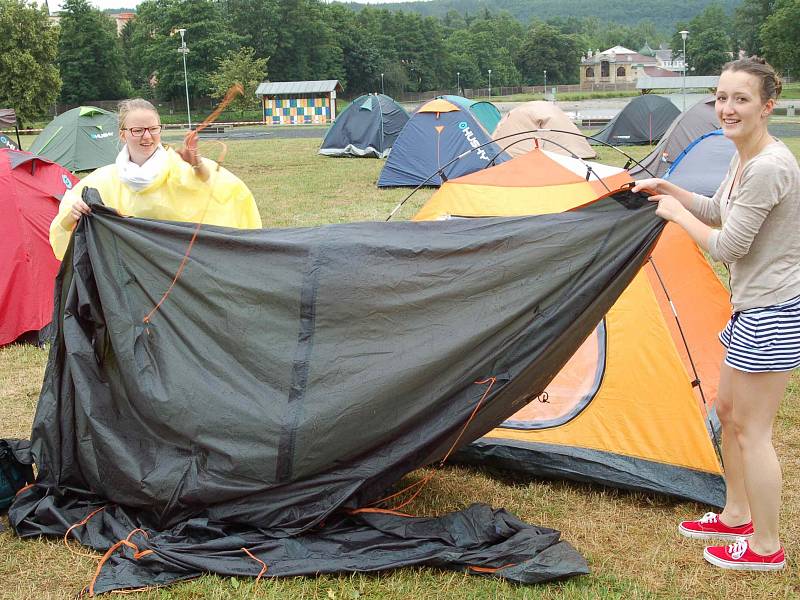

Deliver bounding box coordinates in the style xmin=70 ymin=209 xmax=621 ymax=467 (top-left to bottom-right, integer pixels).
xmin=414 ymin=148 xmax=729 ymax=506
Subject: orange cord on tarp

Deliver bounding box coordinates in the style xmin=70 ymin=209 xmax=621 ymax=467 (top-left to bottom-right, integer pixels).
xmin=349 ymin=376 xmax=497 ymax=516
xmin=142 ymin=83 xmax=243 ymax=325
xmin=242 ymin=546 xmax=268 ymax=583
xmin=63 ymin=505 xmax=108 ymax=560
xmin=84 ymin=529 xmax=154 ymax=597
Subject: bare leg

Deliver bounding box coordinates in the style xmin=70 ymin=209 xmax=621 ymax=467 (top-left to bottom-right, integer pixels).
xmin=717 ymin=363 xmax=751 ymax=526
xmin=727 ymin=367 xmax=791 ymax=555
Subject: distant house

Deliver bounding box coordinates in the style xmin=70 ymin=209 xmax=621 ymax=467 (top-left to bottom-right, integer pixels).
xmin=113 ymin=12 xmax=135 ymax=34
xmin=580 ymin=45 xmax=685 ymax=87
xmin=255 ymin=80 xmax=343 ymax=125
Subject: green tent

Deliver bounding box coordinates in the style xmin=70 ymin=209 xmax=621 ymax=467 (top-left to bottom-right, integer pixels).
xmin=29 ymin=106 xmax=119 ymax=171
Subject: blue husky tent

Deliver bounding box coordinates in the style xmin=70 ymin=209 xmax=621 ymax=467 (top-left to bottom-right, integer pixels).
xmin=319 ymin=94 xmax=409 ymax=158
xmin=664 ymin=130 xmax=736 ymax=197
xmin=439 ymin=95 xmax=502 ymax=134
xmin=377 ymin=98 xmax=510 ymax=187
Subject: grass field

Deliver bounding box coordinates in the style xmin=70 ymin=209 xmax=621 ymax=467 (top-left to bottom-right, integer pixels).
xmin=1 ymin=135 xmax=799 ymax=599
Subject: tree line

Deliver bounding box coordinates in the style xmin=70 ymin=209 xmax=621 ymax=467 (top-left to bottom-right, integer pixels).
xmin=0 ymin=0 xmax=797 ymax=124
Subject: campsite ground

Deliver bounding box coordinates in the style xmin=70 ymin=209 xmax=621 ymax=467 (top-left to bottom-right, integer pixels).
xmin=1 ymin=136 xmax=799 ymax=599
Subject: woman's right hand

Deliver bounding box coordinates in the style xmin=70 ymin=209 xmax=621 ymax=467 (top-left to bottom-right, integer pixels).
xmin=631 ymin=178 xmax=666 ymax=195
xmin=66 ymin=198 xmax=91 ymax=227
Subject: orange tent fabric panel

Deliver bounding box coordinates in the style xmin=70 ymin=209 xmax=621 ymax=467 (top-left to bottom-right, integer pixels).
xmin=487 ymin=272 xmax=722 ymax=475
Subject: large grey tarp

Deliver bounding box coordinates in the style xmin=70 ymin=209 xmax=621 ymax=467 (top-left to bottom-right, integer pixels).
xmin=10 ymin=187 xmax=664 ymax=594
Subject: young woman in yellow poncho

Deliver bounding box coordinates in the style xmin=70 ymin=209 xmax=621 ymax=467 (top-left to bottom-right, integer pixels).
xmin=50 ymin=98 xmax=262 ymax=259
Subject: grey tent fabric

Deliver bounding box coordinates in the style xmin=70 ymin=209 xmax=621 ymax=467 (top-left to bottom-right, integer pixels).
xmin=664 ymin=131 xmax=736 ymax=197
xmin=29 ymin=107 xmax=119 ymax=171
xmin=630 ymin=96 xmax=719 ymax=179
xmin=11 ymin=187 xmax=664 ymax=593
xmin=591 ymin=95 xmax=680 ymax=146
xmin=319 ymin=94 xmax=409 ymax=158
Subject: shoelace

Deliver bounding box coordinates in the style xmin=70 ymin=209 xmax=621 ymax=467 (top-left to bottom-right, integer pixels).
xmin=727 ymin=538 xmax=748 ymax=559
xmin=699 ymin=512 xmax=719 ymax=524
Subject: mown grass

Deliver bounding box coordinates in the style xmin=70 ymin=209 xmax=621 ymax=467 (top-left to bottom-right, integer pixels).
xmin=1 ymin=134 xmax=799 ymax=599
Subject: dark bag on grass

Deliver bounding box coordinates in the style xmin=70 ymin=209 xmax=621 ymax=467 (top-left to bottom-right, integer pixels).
xmin=0 ymin=439 xmax=34 ymax=512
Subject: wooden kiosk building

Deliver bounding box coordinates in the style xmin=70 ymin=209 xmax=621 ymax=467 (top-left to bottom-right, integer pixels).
xmin=256 ymin=80 xmax=343 ymax=125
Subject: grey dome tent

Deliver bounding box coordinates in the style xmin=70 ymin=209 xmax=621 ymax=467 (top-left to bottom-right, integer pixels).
xmin=29 ymin=106 xmax=119 ymax=171
xmin=630 ymin=96 xmax=720 ymax=179
xmin=319 ymin=94 xmax=409 ymax=158
xmin=591 ymin=95 xmax=680 ymax=146
xmin=664 ymin=130 xmax=736 ymax=197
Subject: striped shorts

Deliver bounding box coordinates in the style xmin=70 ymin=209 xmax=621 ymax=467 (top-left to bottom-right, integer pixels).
xmin=719 ymin=294 xmax=800 ymax=373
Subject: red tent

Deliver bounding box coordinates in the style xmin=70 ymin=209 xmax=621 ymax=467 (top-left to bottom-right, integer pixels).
xmin=0 ymin=149 xmax=77 ymax=345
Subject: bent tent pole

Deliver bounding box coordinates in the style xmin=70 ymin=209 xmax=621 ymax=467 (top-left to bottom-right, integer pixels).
xmin=385 ymin=129 xmax=653 ymax=222
xmin=648 ymin=256 xmax=724 ymax=467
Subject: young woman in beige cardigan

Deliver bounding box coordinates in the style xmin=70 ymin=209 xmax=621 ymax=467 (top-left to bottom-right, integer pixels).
xmin=634 ymin=57 xmax=800 ymax=571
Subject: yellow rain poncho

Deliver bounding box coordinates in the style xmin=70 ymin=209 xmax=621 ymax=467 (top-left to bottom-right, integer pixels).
xmin=50 ymin=147 xmax=262 ymax=259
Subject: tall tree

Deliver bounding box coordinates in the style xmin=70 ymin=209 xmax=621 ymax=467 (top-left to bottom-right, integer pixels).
xmin=58 ymin=0 xmax=130 ymax=104
xmin=0 ymin=0 xmax=61 ymax=124
xmin=209 ymin=47 xmax=268 ymax=111
xmin=671 ymin=4 xmax=733 ymax=76
xmin=761 ymin=0 xmax=800 ymax=78
xmin=267 ymin=0 xmax=343 ymax=82
xmin=516 ymin=21 xmax=582 ymax=85
xmin=733 ymin=0 xmax=776 ymax=56
xmin=125 ymin=0 xmax=240 ymax=101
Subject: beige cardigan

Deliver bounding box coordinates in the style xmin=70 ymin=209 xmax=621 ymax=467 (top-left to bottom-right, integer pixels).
xmin=690 ymin=140 xmax=800 ymax=312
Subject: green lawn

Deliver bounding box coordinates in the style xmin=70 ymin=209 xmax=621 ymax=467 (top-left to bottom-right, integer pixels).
xmin=1 ymin=135 xmax=799 ymax=599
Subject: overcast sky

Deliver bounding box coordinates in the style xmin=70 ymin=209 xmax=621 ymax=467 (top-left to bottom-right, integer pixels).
xmin=51 ymin=0 xmax=422 ymax=11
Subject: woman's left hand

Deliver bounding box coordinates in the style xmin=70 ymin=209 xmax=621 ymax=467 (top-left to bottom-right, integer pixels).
xmin=649 ymin=194 xmax=687 ymax=223
xmin=177 ymin=130 xmax=201 ymax=167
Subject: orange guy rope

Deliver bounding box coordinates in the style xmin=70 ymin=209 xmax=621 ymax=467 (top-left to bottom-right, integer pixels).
xmin=142 ymin=83 xmax=243 ymax=324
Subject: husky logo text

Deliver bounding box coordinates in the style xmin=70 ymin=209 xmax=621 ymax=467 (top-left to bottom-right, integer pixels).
xmin=457 ymin=121 xmax=490 ymax=161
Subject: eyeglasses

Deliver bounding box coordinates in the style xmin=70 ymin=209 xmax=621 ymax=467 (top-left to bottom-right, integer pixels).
xmin=122 ymin=126 xmax=162 ymax=137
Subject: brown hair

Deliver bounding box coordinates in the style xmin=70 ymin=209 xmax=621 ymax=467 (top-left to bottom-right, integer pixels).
xmin=721 ymin=56 xmax=783 ymax=102
xmin=118 ymin=98 xmax=160 ymax=129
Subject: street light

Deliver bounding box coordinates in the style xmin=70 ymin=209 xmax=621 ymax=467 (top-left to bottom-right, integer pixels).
xmin=177 ymin=28 xmax=191 ymax=130
xmin=381 ymin=72 xmax=384 ymax=95
xmin=680 ymin=30 xmax=689 ymax=112
xmin=488 ymin=69 xmax=492 ymax=97
xmin=543 ymin=69 xmax=547 ymax=99
xmin=456 ymin=71 xmax=460 ymax=95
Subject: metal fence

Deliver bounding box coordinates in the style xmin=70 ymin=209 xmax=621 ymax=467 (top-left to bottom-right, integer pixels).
xmin=390 ymin=82 xmax=639 ymax=103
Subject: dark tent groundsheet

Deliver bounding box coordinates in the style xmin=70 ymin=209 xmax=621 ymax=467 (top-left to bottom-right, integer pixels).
xmin=10 ymin=188 xmax=665 ymax=595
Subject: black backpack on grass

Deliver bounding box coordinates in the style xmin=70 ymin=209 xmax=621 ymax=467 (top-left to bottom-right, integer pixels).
xmin=0 ymin=439 xmax=34 ymax=512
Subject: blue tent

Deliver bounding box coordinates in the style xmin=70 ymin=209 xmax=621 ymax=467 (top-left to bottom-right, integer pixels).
xmin=664 ymin=130 xmax=736 ymax=197
xmin=377 ymin=98 xmax=510 ymax=188
xmin=439 ymin=95 xmax=502 ymax=134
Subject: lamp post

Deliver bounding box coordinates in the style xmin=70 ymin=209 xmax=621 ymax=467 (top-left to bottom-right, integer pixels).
xmin=380 ymin=72 xmax=384 ymax=95
xmin=543 ymin=69 xmax=547 ymax=99
xmin=679 ymin=30 xmax=689 ymax=112
xmin=177 ymin=28 xmax=191 ymax=130
xmin=456 ymin=71 xmax=460 ymax=95
xmin=488 ymin=69 xmax=492 ymax=97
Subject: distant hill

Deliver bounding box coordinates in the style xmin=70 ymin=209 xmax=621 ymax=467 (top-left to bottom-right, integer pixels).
xmin=340 ymin=0 xmax=742 ymax=30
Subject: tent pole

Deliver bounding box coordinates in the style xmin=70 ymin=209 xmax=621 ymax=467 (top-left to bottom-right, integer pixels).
xmin=648 ymin=256 xmax=723 ymax=466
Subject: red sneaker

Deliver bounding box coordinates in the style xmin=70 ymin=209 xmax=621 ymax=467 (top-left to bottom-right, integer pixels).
xmin=704 ymin=538 xmax=785 ymax=571
xmin=678 ymin=512 xmax=754 ymax=540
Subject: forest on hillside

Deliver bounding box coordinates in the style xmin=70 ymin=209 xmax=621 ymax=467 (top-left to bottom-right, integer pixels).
xmin=340 ymin=0 xmax=742 ymax=31
xmin=3 ymin=0 xmax=797 ymax=120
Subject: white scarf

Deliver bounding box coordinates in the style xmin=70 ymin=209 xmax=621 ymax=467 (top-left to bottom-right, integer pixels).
xmin=116 ymin=145 xmax=168 ymax=191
